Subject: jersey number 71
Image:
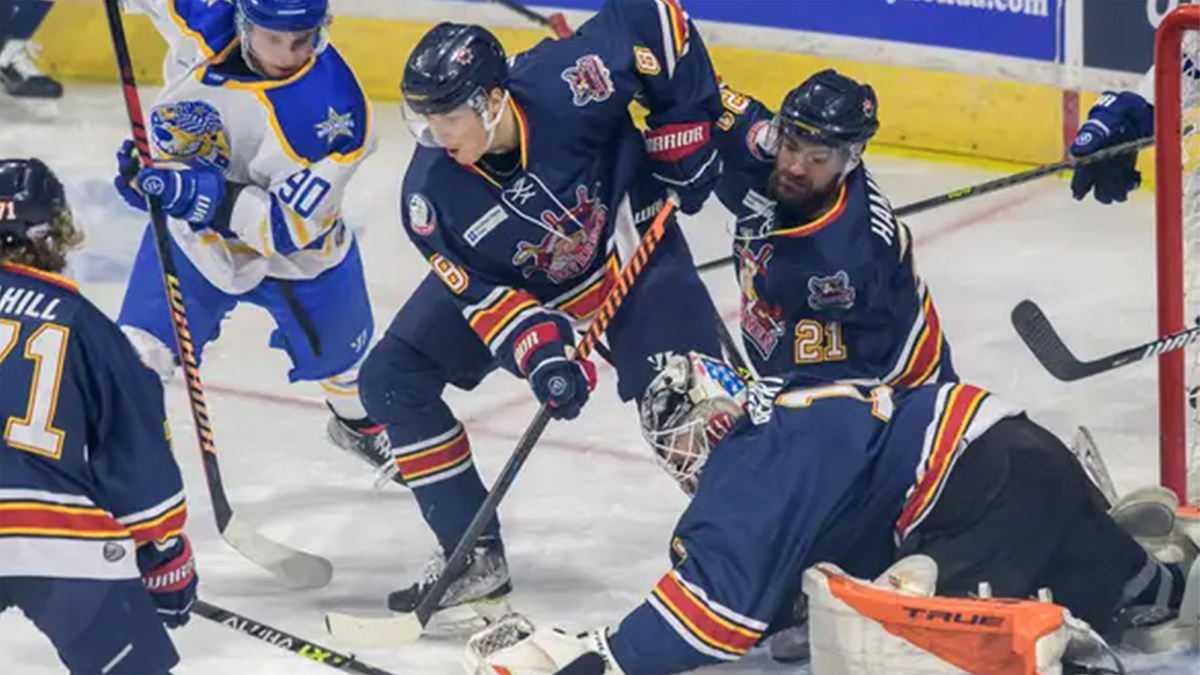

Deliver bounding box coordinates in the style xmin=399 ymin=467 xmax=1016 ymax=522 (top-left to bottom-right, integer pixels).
xmin=0 ymin=320 xmax=69 ymax=459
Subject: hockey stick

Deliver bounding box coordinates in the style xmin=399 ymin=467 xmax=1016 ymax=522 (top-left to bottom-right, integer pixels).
xmin=695 ymin=136 xmax=1156 ymax=275
xmin=1010 ymin=298 xmax=1200 ymax=381
xmin=102 ymin=0 xmax=332 ymax=589
xmin=325 ymin=200 xmax=680 ymax=647
xmin=487 ymin=0 xmax=573 ymax=37
xmin=194 ymin=600 xmax=398 ymax=674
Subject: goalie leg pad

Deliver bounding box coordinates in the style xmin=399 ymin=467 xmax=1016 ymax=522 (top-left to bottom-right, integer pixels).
xmin=464 ymin=615 xmax=625 ymax=675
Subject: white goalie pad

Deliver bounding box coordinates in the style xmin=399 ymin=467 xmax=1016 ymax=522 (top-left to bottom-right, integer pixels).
xmin=802 ymin=556 xmax=1076 ymax=675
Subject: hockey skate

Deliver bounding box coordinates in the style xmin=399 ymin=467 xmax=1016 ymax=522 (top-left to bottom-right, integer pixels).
xmin=0 ymin=40 xmax=62 ymax=99
xmin=324 ymin=408 xmax=404 ymax=488
xmin=387 ymin=538 xmax=513 ymax=634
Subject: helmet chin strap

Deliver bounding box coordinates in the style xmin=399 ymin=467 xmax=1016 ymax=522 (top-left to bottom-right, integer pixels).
xmin=480 ymin=89 xmax=511 ymax=154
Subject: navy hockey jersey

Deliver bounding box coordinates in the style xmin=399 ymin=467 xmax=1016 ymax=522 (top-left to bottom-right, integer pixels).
xmin=607 ymin=375 xmax=1021 ymax=674
xmin=0 ymin=264 xmax=187 ymax=581
xmin=401 ymin=0 xmax=722 ymax=375
xmin=714 ymin=90 xmax=955 ymax=385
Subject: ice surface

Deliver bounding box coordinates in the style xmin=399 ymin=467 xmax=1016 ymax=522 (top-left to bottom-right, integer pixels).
xmin=0 ymin=86 xmax=1194 ymax=674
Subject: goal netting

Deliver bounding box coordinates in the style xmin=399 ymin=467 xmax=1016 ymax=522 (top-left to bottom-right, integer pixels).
xmin=1158 ymin=3 xmax=1200 ymax=506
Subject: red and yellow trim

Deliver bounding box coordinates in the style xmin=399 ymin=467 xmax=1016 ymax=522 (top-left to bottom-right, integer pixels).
xmin=468 ymin=289 xmax=539 ymax=347
xmin=770 ymin=183 xmax=848 ymax=238
xmin=0 ymin=502 xmax=129 ymax=540
xmin=652 ymin=570 xmax=762 ymax=657
xmin=395 ymin=428 xmax=472 ymax=483
xmin=889 ymin=290 xmax=946 ymax=387
xmin=658 ymin=0 xmax=691 ymax=59
xmin=1 ymin=263 xmax=80 ymax=294
xmin=557 ymin=255 xmax=620 ymax=321
xmin=125 ymin=502 xmax=188 ymax=546
xmin=895 ymin=384 xmax=989 ymax=538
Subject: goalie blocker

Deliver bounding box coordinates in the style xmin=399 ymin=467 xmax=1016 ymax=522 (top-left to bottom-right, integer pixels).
xmin=467 ymin=354 xmax=1199 ymax=675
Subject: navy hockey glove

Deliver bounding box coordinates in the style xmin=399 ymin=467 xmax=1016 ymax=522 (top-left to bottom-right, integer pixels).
xmin=141 ymin=533 xmax=198 ymax=629
xmin=113 ymin=139 xmax=147 ymax=212
xmin=1069 ymin=91 xmax=1153 ymax=204
xmin=514 ymin=321 xmax=597 ymax=421
xmin=645 ymin=122 xmax=717 ymax=215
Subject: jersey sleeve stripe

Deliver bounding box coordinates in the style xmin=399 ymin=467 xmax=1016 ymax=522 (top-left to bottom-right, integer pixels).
xmin=650 ymin=570 xmax=763 ymax=658
xmin=895 ymin=384 xmax=989 ymax=539
xmin=888 ymin=289 xmax=946 ymax=388
xmin=466 ymin=289 xmax=541 ymax=347
xmin=0 ymin=503 xmax=130 ymax=540
xmin=126 ymin=503 xmax=188 ymax=546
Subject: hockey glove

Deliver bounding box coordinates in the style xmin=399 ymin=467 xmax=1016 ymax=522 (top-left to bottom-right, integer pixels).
xmin=464 ymin=614 xmax=626 ymax=675
xmin=514 ymin=320 xmax=597 ymax=421
xmin=140 ymin=533 xmax=198 ymax=629
xmin=644 ymin=122 xmax=718 ymax=215
xmin=113 ymin=140 xmax=226 ymax=225
xmin=1069 ymin=91 xmax=1153 ymax=204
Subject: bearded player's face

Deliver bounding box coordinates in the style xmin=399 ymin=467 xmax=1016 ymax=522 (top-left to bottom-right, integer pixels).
xmin=769 ymin=134 xmax=846 ymax=216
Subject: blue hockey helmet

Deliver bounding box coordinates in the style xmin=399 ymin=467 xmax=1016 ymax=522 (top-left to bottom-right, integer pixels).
xmin=0 ymin=158 xmax=79 ymax=268
xmin=402 ymin=23 xmax=508 ymax=116
xmin=237 ymin=0 xmax=330 ymax=32
xmin=778 ymin=69 xmax=879 ymax=148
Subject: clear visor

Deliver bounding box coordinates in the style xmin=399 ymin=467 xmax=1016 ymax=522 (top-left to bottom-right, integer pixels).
xmin=643 ymin=397 xmax=741 ymax=496
xmin=401 ymin=88 xmax=507 ymax=149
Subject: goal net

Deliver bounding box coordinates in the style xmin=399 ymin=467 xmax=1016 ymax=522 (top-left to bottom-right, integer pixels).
xmin=1158 ymin=3 xmax=1200 ymax=506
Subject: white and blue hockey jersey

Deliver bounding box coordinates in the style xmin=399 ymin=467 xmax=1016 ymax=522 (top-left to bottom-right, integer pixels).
xmin=123 ymin=0 xmax=375 ymax=294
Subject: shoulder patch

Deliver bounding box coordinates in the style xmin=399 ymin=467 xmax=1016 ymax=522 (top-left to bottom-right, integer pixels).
xmin=408 ymin=193 xmax=436 ymax=236
xmin=633 ymin=46 xmax=661 ymax=75
xmin=561 ymin=54 xmax=614 ymax=107
xmin=150 ymin=100 xmax=232 ymax=170
xmin=747 ymin=119 xmax=778 ymax=161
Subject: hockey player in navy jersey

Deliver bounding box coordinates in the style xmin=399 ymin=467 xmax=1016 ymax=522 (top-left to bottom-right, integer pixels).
xmin=111 ymin=0 xmax=388 ymax=475
xmin=714 ymin=70 xmax=955 ymax=385
xmin=0 ymin=158 xmax=196 ymax=674
xmin=466 ymin=352 xmax=1198 ymax=675
xmin=358 ymin=0 xmax=725 ymax=618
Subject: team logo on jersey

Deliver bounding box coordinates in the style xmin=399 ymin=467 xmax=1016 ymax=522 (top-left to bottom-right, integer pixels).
xmin=737 ymin=243 xmax=785 ymax=360
xmin=103 ymin=542 xmax=127 ymax=563
xmin=150 ymin=100 xmax=231 ymax=170
xmin=807 ymin=270 xmax=856 ymax=311
xmin=746 ymin=120 xmax=778 ymax=161
xmin=511 ymin=183 xmax=608 ymax=283
xmin=408 ymin=193 xmax=436 ymax=236
xmin=561 ymin=54 xmax=614 ymax=107
xmin=316 ymin=107 xmax=355 ymax=144
xmin=633 ymin=46 xmax=661 ymax=75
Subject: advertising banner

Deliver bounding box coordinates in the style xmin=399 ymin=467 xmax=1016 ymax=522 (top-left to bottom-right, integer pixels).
xmin=1083 ymin=0 xmax=1195 ymax=73
xmin=539 ymin=0 xmax=1063 ymax=61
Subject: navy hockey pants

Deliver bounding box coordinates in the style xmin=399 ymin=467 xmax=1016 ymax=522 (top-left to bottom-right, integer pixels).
xmin=359 ymin=220 xmax=722 ymax=554
xmin=0 ymin=576 xmax=178 ymax=674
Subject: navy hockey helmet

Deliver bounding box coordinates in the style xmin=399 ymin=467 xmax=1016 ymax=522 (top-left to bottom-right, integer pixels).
xmin=401 ymin=23 xmax=508 ymax=117
xmin=778 ymin=69 xmax=879 ymax=147
xmin=0 ymin=158 xmax=69 ymax=249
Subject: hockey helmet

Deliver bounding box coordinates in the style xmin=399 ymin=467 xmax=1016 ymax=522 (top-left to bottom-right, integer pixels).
xmin=778 ymin=69 xmax=879 ymax=148
xmin=0 ymin=158 xmax=69 ymax=250
xmin=401 ymin=23 xmax=509 ymax=147
xmin=238 ymin=0 xmax=330 ymax=32
xmin=640 ymin=352 xmax=748 ymax=496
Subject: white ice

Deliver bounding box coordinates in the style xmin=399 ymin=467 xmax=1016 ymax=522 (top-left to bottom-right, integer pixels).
xmin=0 ymin=86 xmax=1195 ymax=675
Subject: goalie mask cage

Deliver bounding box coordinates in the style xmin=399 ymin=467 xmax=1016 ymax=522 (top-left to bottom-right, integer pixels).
xmin=1157 ymin=3 xmax=1200 ymax=506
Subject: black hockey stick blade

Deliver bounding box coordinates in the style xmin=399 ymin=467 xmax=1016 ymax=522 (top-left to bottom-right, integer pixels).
xmin=695 ymin=136 xmax=1155 ymax=275
xmin=1011 ymin=299 xmax=1200 ymax=381
xmin=194 ymin=600 xmax=399 ymax=675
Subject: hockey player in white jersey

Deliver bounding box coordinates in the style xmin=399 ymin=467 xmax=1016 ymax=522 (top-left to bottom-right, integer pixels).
xmin=111 ymin=0 xmax=390 ymax=473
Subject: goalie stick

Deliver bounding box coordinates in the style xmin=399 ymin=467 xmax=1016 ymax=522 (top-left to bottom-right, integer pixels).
xmin=325 ymin=200 xmax=681 ymax=648
xmin=695 ymin=136 xmax=1156 ymax=275
xmin=194 ymin=600 xmax=398 ymax=675
xmin=1010 ymin=298 xmax=1200 ymax=381
xmin=102 ymin=0 xmax=332 ymax=589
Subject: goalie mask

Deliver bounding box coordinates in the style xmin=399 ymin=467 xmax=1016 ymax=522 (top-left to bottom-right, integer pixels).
xmin=640 ymin=353 xmax=748 ymax=495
